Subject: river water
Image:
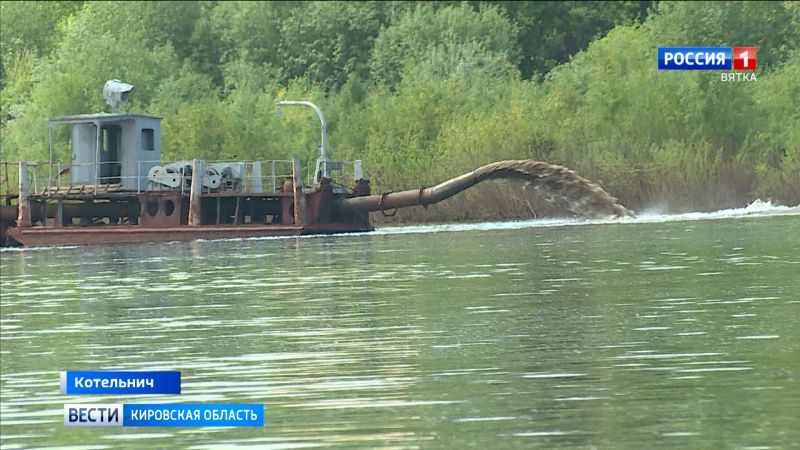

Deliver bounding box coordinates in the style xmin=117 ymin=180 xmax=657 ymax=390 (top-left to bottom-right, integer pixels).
xmin=1 ymin=202 xmax=798 ymax=449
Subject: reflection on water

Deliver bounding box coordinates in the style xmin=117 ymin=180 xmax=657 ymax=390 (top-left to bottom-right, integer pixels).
xmin=1 ymin=213 xmax=799 ymax=448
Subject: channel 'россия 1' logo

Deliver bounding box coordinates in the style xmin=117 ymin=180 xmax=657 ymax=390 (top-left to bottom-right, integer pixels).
xmin=658 ymin=47 xmax=757 ymax=81
xmin=658 ymin=47 xmax=756 ymax=70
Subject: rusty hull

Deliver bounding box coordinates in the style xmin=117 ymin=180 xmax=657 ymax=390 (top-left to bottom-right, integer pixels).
xmin=6 ymin=223 xmax=372 ymax=247
xmin=1 ymin=178 xmax=373 ymax=247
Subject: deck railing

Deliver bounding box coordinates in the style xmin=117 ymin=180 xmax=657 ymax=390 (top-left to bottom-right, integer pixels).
xmin=1 ymin=161 xmax=20 ymax=199
xmin=2 ymin=158 xmax=365 ymax=197
xmin=306 ymin=160 xmax=363 ymax=193
xmin=136 ymin=159 xmax=297 ymax=195
xmin=1 ymin=159 xmax=300 ymax=196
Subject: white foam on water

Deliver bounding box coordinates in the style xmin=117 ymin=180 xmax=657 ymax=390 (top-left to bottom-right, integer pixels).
xmin=521 ymin=372 xmax=586 ymax=379
xmin=677 ymin=367 xmax=753 ymax=373
xmin=188 ymin=199 xmax=800 ymax=245
xmin=384 ymin=199 xmax=799 ymax=234
xmin=456 ymin=416 xmax=516 ymax=422
xmin=513 ymin=431 xmax=577 ymax=437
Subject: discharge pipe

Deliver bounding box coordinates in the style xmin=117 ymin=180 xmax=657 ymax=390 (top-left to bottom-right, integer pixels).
xmin=339 ymin=160 xmax=634 ymax=219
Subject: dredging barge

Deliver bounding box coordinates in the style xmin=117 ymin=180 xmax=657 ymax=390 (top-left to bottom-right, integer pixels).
xmin=0 ymin=81 xmax=631 ymax=248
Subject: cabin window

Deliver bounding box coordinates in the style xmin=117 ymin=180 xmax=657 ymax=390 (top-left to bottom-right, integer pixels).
xmin=142 ymin=128 xmax=155 ymax=151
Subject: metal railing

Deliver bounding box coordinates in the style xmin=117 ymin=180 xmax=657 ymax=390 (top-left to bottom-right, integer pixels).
xmin=1 ymin=161 xmax=21 ymax=198
xmin=1 ymin=159 xmax=299 ymax=196
xmin=306 ymin=160 xmax=364 ymax=193
xmin=188 ymin=160 xmax=296 ymax=194
xmin=137 ymin=159 xmax=296 ymax=194
xmin=1 ymin=161 xmax=50 ymax=197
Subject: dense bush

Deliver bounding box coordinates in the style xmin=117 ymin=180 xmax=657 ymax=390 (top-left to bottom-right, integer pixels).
xmin=1 ymin=1 xmax=798 ymax=219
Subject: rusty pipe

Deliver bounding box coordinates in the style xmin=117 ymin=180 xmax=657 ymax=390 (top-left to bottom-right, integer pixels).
xmin=339 ymin=171 xmax=478 ymax=213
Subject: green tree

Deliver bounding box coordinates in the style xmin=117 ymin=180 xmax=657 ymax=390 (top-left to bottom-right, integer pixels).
xmin=369 ymin=3 xmax=520 ymax=88
xmin=493 ymin=1 xmax=652 ymax=78
xmin=277 ymin=1 xmax=390 ymax=90
xmin=0 ymin=1 xmax=83 ymax=87
xmin=210 ymin=1 xmax=300 ymax=77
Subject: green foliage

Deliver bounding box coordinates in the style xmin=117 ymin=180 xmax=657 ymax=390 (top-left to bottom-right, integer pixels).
xmin=494 ymin=1 xmax=653 ymax=78
xmin=210 ymin=1 xmax=299 ymax=73
xmin=2 ymin=0 xmax=799 ymax=214
xmin=211 ymin=1 xmax=394 ymax=90
xmin=745 ymin=51 xmax=800 ymax=200
xmin=369 ymin=3 xmax=520 ymax=88
xmin=0 ymin=1 xmax=83 ymax=87
xmin=277 ymin=1 xmax=389 ymax=90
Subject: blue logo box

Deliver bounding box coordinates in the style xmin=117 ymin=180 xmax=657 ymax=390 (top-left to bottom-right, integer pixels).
xmin=61 ymin=371 xmax=181 ymax=395
xmin=658 ymin=47 xmax=732 ymax=70
xmin=123 ymin=404 xmax=264 ymax=427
